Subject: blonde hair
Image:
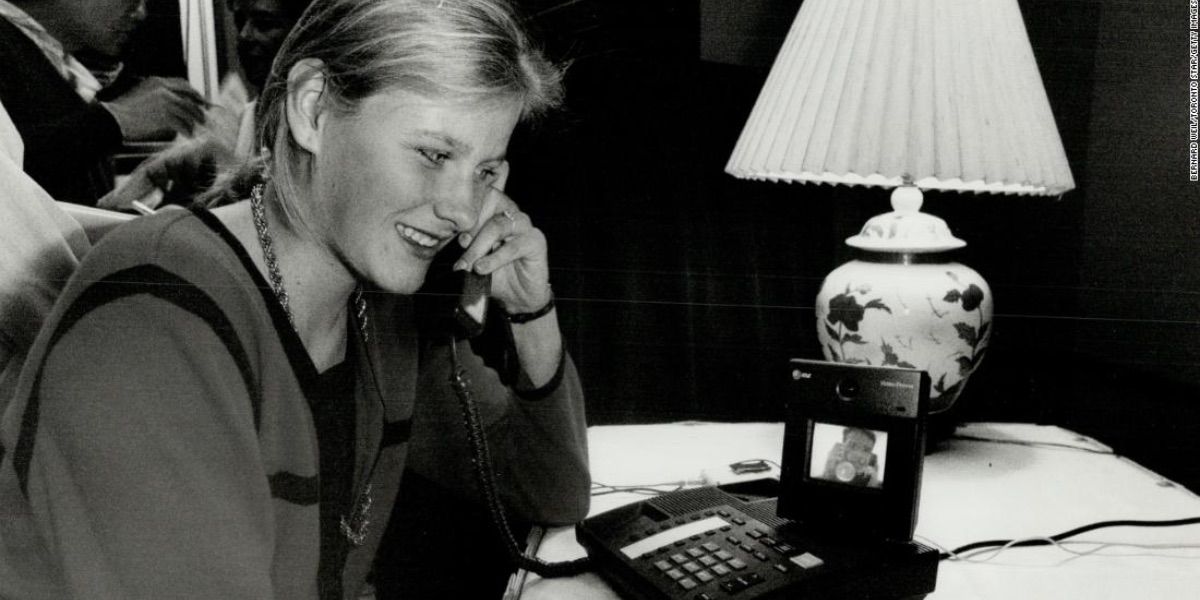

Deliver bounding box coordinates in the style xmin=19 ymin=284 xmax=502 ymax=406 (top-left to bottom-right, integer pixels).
xmin=204 ymin=0 xmax=562 ymax=217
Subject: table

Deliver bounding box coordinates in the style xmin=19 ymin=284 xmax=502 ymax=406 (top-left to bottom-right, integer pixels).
xmin=511 ymin=422 xmax=1200 ymax=600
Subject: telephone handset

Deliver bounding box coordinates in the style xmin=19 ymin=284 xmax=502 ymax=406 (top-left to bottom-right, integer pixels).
xmin=454 ymin=271 xmax=491 ymax=338
xmin=446 ymin=270 xmax=592 ymax=578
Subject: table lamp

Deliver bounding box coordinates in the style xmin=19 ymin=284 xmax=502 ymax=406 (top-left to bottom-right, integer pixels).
xmin=726 ymin=0 xmax=1074 ymax=414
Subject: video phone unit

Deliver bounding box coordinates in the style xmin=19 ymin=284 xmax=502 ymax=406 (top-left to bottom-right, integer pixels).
xmin=780 ymin=358 xmax=930 ymax=541
xmin=574 ymin=360 xmax=937 ymax=600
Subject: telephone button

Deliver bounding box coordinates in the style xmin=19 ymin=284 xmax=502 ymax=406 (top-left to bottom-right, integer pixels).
xmin=719 ymin=579 xmax=747 ymax=594
xmin=695 ymin=570 xmax=715 ymax=583
xmin=670 ymin=553 xmax=689 ymax=565
xmin=774 ymin=563 xmax=790 ymax=573
xmin=743 ymin=573 xmax=765 ymax=585
xmin=789 ymin=552 xmax=825 ymax=570
xmin=682 ymin=562 xmax=701 ymax=574
xmin=686 ymin=548 xmax=705 ymax=558
xmin=761 ymin=536 xmax=778 ymax=546
xmin=752 ymin=550 xmax=769 ymax=562
xmin=714 ymin=550 xmax=734 ymax=561
xmin=745 ymin=530 xmax=764 ymax=540
xmin=717 ymin=509 xmax=731 ymax=517
xmin=711 ymin=564 xmax=731 ymax=576
xmin=701 ymin=542 xmax=720 ymax=552
xmin=653 ymin=560 xmax=672 ymax=572
xmin=698 ymin=555 xmax=718 ymax=567
xmin=678 ymin=577 xmax=698 ymax=590
xmin=727 ymin=558 xmax=749 ymax=570
xmin=774 ymin=543 xmax=795 ymax=554
xmin=666 ymin=568 xmax=685 ymax=580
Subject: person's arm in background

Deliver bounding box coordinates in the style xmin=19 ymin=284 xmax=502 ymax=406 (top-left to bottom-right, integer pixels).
xmin=97 ymin=135 xmax=235 ymax=211
xmin=13 ymin=286 xmax=278 ymax=598
xmin=0 ymin=125 xmax=89 ymax=404
xmin=98 ymin=91 xmax=249 ymax=211
xmin=98 ymin=76 xmax=208 ymax=142
xmin=12 ymin=76 xmax=207 ymax=185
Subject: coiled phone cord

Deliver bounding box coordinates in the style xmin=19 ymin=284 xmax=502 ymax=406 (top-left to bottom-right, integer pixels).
xmin=448 ymin=338 xmax=592 ymax=578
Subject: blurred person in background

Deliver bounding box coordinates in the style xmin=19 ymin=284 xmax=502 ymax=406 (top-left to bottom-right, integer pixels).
xmin=99 ymin=0 xmax=314 ymax=210
xmin=0 ymin=0 xmax=207 ymax=204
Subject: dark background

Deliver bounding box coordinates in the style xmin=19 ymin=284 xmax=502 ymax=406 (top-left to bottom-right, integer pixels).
xmin=500 ymin=0 xmax=1200 ymax=492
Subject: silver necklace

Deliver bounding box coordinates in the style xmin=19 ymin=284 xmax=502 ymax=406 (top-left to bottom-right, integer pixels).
xmin=248 ymin=183 xmax=369 ymax=340
xmin=248 ymin=183 xmax=374 ymax=546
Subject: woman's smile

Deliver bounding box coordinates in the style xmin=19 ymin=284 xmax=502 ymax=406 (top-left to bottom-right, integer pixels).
xmin=395 ymin=222 xmax=450 ymax=259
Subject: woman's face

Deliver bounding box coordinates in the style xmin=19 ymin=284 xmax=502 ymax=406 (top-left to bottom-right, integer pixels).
xmin=309 ymin=90 xmax=522 ymax=294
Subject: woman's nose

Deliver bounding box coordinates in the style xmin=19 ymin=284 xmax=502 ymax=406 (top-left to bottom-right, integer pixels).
xmin=432 ymin=177 xmax=480 ymax=233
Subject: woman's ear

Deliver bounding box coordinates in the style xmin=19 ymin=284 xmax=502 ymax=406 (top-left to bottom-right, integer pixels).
xmin=285 ymin=58 xmax=327 ymax=154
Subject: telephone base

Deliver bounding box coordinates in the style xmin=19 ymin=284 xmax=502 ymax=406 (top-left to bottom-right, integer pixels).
xmin=576 ymin=483 xmax=937 ymax=600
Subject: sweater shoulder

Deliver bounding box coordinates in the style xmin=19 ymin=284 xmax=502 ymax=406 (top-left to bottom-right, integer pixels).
xmin=77 ymin=209 xmax=255 ymax=302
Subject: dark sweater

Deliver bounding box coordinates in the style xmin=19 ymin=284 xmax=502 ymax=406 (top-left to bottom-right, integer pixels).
xmin=0 ymin=16 xmax=122 ymax=204
xmin=0 ymin=208 xmax=590 ymax=598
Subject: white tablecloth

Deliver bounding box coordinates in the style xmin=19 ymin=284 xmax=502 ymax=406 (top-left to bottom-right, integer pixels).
xmin=514 ymin=422 xmax=1200 ymax=600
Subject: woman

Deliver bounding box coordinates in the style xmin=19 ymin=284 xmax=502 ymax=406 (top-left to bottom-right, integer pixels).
xmin=0 ymin=0 xmax=589 ymax=598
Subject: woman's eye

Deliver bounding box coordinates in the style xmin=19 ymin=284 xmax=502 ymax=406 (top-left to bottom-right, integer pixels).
xmin=479 ymin=168 xmax=498 ymax=182
xmin=418 ymin=148 xmax=450 ymax=165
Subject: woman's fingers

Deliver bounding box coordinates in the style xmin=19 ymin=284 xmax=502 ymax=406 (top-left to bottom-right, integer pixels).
xmin=455 ymin=191 xmax=525 ymax=271
xmin=470 ymin=225 xmax=545 ymax=275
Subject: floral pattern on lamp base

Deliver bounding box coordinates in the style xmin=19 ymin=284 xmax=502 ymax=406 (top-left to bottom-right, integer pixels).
xmin=815 ymin=259 xmax=993 ymax=413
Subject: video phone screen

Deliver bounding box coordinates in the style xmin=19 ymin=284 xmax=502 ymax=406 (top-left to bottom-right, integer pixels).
xmin=808 ymin=422 xmax=888 ymax=489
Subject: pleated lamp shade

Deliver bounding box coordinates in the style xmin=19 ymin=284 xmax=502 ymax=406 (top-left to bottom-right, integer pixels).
xmin=726 ymin=0 xmax=1075 ymax=197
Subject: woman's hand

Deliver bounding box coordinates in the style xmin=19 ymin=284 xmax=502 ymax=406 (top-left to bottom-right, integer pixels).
xmin=453 ymin=184 xmax=552 ymax=316
xmin=452 ymin=174 xmax=561 ymax=387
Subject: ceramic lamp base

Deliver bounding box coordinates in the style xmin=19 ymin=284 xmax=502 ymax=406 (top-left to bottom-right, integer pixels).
xmin=815 ymin=256 xmax=993 ymax=414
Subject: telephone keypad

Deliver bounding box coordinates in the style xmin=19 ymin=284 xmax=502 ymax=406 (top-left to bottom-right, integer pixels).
xmin=634 ymin=506 xmax=825 ymax=598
